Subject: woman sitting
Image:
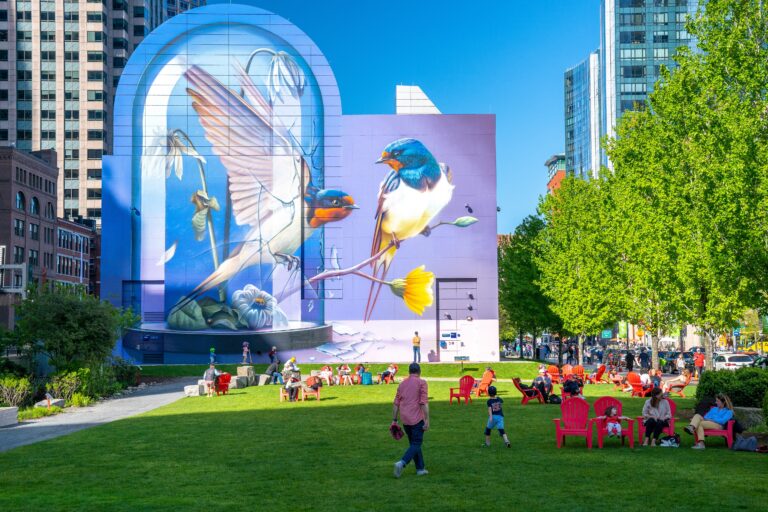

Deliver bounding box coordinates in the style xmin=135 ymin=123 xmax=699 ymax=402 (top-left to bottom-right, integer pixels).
xmin=609 ymin=369 xmax=624 ymax=388
xmin=641 ymin=387 xmax=672 ymax=447
xmin=337 ymin=363 xmax=352 ymax=385
xmin=379 ymin=363 xmax=397 ymax=384
xmin=319 ymin=365 xmax=334 ymax=386
xmin=284 ymin=370 xmax=302 ymax=402
xmin=685 ymin=393 xmax=734 ymax=450
xmin=662 ymin=369 xmax=690 ymax=393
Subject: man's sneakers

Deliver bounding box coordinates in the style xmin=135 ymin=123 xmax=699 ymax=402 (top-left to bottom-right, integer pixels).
xmin=692 ymin=442 xmax=706 ymax=450
xmin=505 ymin=442 xmax=511 ymax=448
xmin=416 ymin=469 xmax=429 ymax=476
xmin=684 ymin=425 xmax=695 ymax=435
xmin=393 ymin=460 xmax=404 ymax=478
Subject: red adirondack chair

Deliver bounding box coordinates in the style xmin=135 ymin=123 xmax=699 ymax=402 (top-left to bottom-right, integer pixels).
xmin=668 ymin=372 xmax=692 ymax=398
xmin=694 ymin=419 xmax=735 ymax=448
xmin=512 ymin=377 xmax=544 ymax=405
xmin=586 ymin=365 xmax=608 ymax=384
xmin=215 ymin=373 xmax=232 ymax=395
xmin=561 ymin=364 xmax=574 ymax=380
xmin=547 ymin=365 xmax=561 ymax=384
xmin=572 ymin=365 xmax=586 ymax=383
xmin=636 ymin=398 xmax=676 ymax=443
xmin=553 ymin=397 xmax=593 ymax=449
xmin=592 ymin=396 xmax=635 ymax=448
xmin=626 ymin=372 xmax=652 ymax=397
xmin=449 ymin=375 xmax=475 ymax=405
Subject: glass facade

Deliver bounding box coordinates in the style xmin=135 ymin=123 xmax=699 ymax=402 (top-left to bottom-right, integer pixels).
xmin=564 ymin=50 xmax=600 ymax=180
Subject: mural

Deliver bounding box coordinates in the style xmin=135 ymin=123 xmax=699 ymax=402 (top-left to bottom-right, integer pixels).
xmin=102 ymin=5 xmax=498 ymax=363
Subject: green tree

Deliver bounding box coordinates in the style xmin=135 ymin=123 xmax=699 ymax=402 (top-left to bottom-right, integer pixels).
xmin=535 ymin=177 xmax=622 ymax=364
xmin=499 ymin=216 xmax=562 ymax=359
xmin=13 ymin=287 xmax=139 ymax=371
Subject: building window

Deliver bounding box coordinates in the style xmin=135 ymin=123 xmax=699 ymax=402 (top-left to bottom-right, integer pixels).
xmin=30 ymin=223 xmax=39 ymax=241
xmin=64 ymin=189 xmax=79 ymax=199
xmin=46 ymin=202 xmax=55 ymax=220
xmin=29 ymin=250 xmax=39 ymax=267
xmin=621 ymin=65 xmax=646 ymax=78
xmin=654 ymin=48 xmax=670 ymax=59
xmin=14 ymin=246 xmax=24 ymax=264
xmin=30 ymin=197 xmax=40 ymax=215
xmin=65 ymin=31 xmax=79 ymax=42
xmin=65 ymin=110 xmax=80 ymax=120
xmin=41 ymin=51 xmax=57 ymax=61
xmin=620 ymin=31 xmax=646 ymax=44
xmin=87 ymin=208 xmax=101 ymax=218
xmin=133 ymin=25 xmax=146 ymax=37
xmin=87 ymin=31 xmax=105 ymax=42
xmin=87 ymin=149 xmax=103 ymax=160
xmin=17 ymin=109 xmax=32 ymax=120
xmin=619 ymin=13 xmax=644 ymax=26
xmin=40 ymin=11 xmax=56 ymax=21
xmin=16 ymin=50 xmax=32 ymax=61
xmin=87 ymin=169 xmax=102 ymax=180
xmin=86 ymin=12 xmax=105 ymax=23
xmin=653 ymin=13 xmax=669 ymax=24
xmin=88 ymin=130 xmax=105 ymax=141
xmin=87 ymin=110 xmax=105 ymax=121
xmin=14 ymin=219 xmax=24 ymax=237
xmin=87 ymin=51 xmax=106 ymax=62
xmin=41 ymin=71 xmax=56 ymax=81
xmin=653 ymin=31 xmax=669 ymax=44
xmin=64 ymin=51 xmax=80 ymax=61
xmin=87 ymin=188 xmax=102 ymax=199
xmin=619 ymin=0 xmax=645 ymax=6
xmin=65 ymin=131 xmax=80 ymax=140
xmin=87 ymin=90 xmax=105 ymax=101
xmin=87 ymin=71 xmax=105 ymax=82
xmin=620 ymin=48 xmax=646 ymax=60
xmin=15 ymin=192 xmax=25 ymax=211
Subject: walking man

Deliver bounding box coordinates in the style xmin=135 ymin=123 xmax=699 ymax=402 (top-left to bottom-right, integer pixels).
xmin=412 ymin=331 xmax=421 ymax=363
xmin=392 ymin=363 xmax=429 ymax=478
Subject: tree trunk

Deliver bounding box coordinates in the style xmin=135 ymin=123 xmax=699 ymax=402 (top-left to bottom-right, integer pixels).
xmin=651 ymin=329 xmax=660 ymax=370
xmin=705 ymin=331 xmax=715 ymax=371
xmin=578 ymin=334 xmax=584 ymax=366
xmin=531 ymin=328 xmax=537 ymax=361
xmin=558 ymin=337 xmax=563 ymax=366
xmin=519 ymin=331 xmax=523 ymax=359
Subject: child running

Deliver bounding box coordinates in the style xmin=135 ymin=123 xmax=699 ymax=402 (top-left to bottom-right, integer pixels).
xmin=483 ymin=386 xmax=511 ymax=448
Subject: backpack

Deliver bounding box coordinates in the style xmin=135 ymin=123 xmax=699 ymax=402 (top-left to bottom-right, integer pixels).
xmin=659 ymin=434 xmax=680 ymax=448
xmin=732 ymin=435 xmax=758 ymax=452
xmin=548 ymin=394 xmax=561 ymax=404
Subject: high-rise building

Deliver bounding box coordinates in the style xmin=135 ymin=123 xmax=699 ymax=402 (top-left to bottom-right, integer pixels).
xmin=564 ymin=50 xmax=600 ymax=180
xmin=0 ymin=0 xmax=204 ymax=225
xmin=564 ymin=0 xmax=699 ymax=176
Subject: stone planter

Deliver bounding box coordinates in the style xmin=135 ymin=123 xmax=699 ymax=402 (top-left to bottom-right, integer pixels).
xmin=0 ymin=406 xmax=19 ymax=427
xmin=733 ymin=407 xmax=765 ymax=430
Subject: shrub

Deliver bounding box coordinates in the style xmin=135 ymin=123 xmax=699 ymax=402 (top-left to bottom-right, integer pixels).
xmin=696 ymin=367 xmax=768 ymax=408
xmin=81 ymin=364 xmax=122 ymax=398
xmin=69 ymin=392 xmax=92 ymax=408
xmin=0 ymin=374 xmax=33 ymax=407
xmin=763 ymin=389 xmax=768 ymax=428
xmin=111 ymin=358 xmax=141 ymax=387
xmin=17 ymin=406 xmax=62 ymax=420
xmin=0 ymin=358 xmax=28 ymax=377
xmin=46 ymin=370 xmax=85 ymax=402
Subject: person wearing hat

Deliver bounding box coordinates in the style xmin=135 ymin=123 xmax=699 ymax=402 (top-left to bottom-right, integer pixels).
xmin=532 ymin=367 xmax=553 ymax=402
xmin=392 ymin=363 xmax=429 ymax=478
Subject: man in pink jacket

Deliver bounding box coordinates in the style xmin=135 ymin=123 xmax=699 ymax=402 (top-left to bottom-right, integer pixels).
xmin=392 ymin=363 xmax=430 ymax=478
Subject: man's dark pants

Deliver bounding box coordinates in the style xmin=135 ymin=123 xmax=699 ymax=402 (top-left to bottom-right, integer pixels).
xmin=401 ymin=420 xmax=425 ymax=470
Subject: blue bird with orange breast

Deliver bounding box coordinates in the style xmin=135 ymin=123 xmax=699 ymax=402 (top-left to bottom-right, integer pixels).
xmin=364 ymin=138 xmax=454 ymax=321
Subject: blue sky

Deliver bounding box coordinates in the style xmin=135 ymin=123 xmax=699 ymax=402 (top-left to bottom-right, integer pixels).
xmin=209 ymin=0 xmax=601 ymax=233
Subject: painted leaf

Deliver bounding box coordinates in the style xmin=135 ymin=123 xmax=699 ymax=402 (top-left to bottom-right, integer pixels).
xmin=452 ymin=216 xmax=479 ymax=228
xmin=208 ymin=311 xmax=239 ymax=330
xmin=167 ymin=301 xmax=208 ymax=330
xmin=192 ymin=209 xmax=208 ymax=241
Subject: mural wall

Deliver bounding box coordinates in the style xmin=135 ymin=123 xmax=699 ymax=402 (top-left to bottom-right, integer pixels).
xmin=102 ymin=4 xmax=499 ymax=363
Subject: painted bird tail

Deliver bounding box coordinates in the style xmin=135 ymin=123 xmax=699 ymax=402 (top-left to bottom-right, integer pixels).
xmin=363 ymin=234 xmax=397 ymax=322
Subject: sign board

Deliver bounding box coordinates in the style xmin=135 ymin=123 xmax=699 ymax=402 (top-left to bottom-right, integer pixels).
xmin=734 ymin=328 xmax=740 ymax=336
xmin=454 ymin=356 xmax=470 ymax=361
xmin=601 ymin=329 xmax=612 ymax=339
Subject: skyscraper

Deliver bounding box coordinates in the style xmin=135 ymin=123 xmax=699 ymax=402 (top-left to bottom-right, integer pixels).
xmin=564 ymin=0 xmax=699 ymax=175
xmin=564 ymin=50 xmax=600 ymax=180
xmin=0 ymin=0 xmax=204 ymax=224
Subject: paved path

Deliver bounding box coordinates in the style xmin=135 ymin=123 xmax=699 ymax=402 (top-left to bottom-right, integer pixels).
xmin=0 ymin=378 xmax=193 ymax=453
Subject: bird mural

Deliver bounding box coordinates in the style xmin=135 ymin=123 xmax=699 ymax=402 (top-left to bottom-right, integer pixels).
xmin=176 ymin=65 xmax=357 ymax=308
xmin=364 ymin=138 xmax=454 ymax=321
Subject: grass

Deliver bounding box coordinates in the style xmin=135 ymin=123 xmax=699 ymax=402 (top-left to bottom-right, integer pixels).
xmin=16 ymin=406 xmax=63 ymax=421
xmin=0 ymin=381 xmax=765 ymax=511
xmin=139 ymin=361 xmax=543 ymax=380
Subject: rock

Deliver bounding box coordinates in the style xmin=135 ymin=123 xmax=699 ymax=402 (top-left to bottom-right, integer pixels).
xmin=0 ymin=407 xmax=18 ymax=427
xmin=138 ymin=382 xmax=147 ymax=388
xmin=734 ymin=407 xmax=764 ymax=430
xmin=184 ymin=385 xmax=205 ymax=397
xmin=228 ymin=376 xmax=248 ymax=389
xmin=256 ymin=374 xmax=272 ymax=386
xmin=197 ymin=379 xmax=206 ymax=386
xmin=237 ymin=366 xmax=256 ymax=386
xmin=34 ymin=398 xmax=65 ymax=409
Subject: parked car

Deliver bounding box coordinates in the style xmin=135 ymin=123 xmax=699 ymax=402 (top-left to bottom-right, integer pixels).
xmin=752 ymin=355 xmax=768 ymax=369
xmin=660 ymin=352 xmax=695 ymax=374
xmin=713 ymin=353 xmax=754 ymax=371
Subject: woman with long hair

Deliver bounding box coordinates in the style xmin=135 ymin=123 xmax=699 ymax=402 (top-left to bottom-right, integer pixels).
xmin=685 ymin=393 xmax=734 ymax=450
xmin=641 ymin=387 xmax=672 ymax=446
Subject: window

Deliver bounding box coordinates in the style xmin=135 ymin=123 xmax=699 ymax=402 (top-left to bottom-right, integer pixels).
xmin=17 ymin=11 xmax=31 ymax=21
xmin=64 ymin=70 xmax=79 ymax=80
xmin=13 ymin=219 xmax=24 ymax=237
xmin=621 ymin=99 xmax=646 ymax=112
xmin=133 ymin=6 xmax=146 ymax=17
xmin=41 ymin=70 xmax=56 ymax=81
xmin=41 ymin=51 xmax=57 ymax=61
xmin=133 ymin=25 xmax=146 ymax=37
xmin=113 ymin=19 xmax=128 ymax=30
xmin=28 ymin=249 xmax=38 ymax=267
xmin=653 ymin=31 xmax=669 ymax=43
xmin=619 ymin=0 xmax=644 ymax=6
xmin=41 ymin=91 xmax=56 ymax=100
xmin=88 ymin=110 xmax=105 ymax=121
xmin=0 ymin=70 xmax=6 ymax=81
xmin=87 ymin=188 xmax=102 ymax=199
xmin=87 ymin=90 xmax=105 ymax=101
xmin=678 ymin=30 xmax=691 ymax=41
xmin=30 ymin=223 xmax=39 ymax=241
xmin=113 ymin=57 xmax=126 ymax=68
xmin=17 ymin=109 xmax=32 ymax=120
xmin=87 ymin=51 xmax=105 ymax=62
xmin=40 ymin=11 xmax=55 ymax=21
xmin=88 ymin=130 xmax=104 ymax=140
xmin=15 ymin=191 xmax=25 ymax=210
xmin=87 ymin=208 xmax=101 ymax=218
xmin=113 ymin=37 xmax=128 ymax=49
xmin=676 ymin=12 xmax=689 ymax=23
xmin=46 ymin=202 xmax=55 ymax=219
xmin=87 ymin=31 xmax=104 ymax=42
xmin=65 ymin=31 xmax=79 ymax=42
xmin=620 ymin=48 xmax=646 ymax=60
xmin=14 ymin=246 xmax=24 ymax=264
xmin=654 ymin=48 xmax=669 ymax=59
xmin=65 ymin=169 xmax=79 ymax=179
xmin=64 ymin=189 xmax=79 ymax=199
xmin=16 ymin=31 xmax=32 ymax=41
xmin=64 ymin=51 xmax=80 ymax=61
xmin=622 ymin=65 xmax=646 ymax=78
xmin=17 ymin=130 xmax=32 ymax=141
xmin=0 ymin=50 xmax=7 ymax=61
xmin=0 ymin=90 xmax=7 ymax=101
xmin=87 ymin=169 xmax=102 ymax=180
xmin=86 ymin=12 xmax=105 ymax=22
xmin=620 ymin=31 xmax=646 ymax=44
xmin=65 ymin=110 xmax=80 ymax=120
xmin=65 ymin=90 xmax=80 ymax=101
xmin=41 ymin=110 xmax=56 ymax=120
xmin=620 ymin=83 xmax=647 ymax=93
xmin=619 ymin=13 xmax=644 ymax=26
xmin=16 ymin=51 xmax=32 ymax=61
xmin=65 ymin=12 xmax=80 ymax=21
xmin=65 ymin=130 xmax=80 ymax=140
xmin=87 ymin=149 xmax=102 ymax=160
xmin=30 ymin=197 xmax=40 ymax=215
xmin=653 ymin=13 xmax=668 ymax=24
xmin=87 ymin=71 xmax=105 ymax=82
xmin=0 ymin=110 xmax=7 ymax=120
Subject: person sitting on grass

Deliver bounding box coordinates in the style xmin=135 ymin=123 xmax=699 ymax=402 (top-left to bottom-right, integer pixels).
xmin=641 ymin=387 xmax=672 ymax=447
xmin=532 ymin=367 xmax=552 ymax=402
xmin=609 ymin=369 xmax=624 ymax=388
xmin=483 ymin=386 xmax=510 ymax=448
xmin=685 ymin=393 xmax=734 ymax=450
xmin=202 ymin=364 xmax=220 ymax=397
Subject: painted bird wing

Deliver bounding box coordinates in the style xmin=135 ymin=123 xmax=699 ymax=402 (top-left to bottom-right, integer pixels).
xmin=364 ymin=171 xmax=401 ymax=321
xmin=185 ymin=65 xmax=311 ymax=238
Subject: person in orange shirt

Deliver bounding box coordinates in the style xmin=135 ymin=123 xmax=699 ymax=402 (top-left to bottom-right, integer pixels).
xmin=693 ymin=349 xmax=705 ymax=379
xmin=412 ymin=331 xmax=421 ymax=363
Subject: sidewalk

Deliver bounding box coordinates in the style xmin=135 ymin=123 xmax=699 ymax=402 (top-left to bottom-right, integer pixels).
xmin=0 ymin=378 xmax=193 ymax=453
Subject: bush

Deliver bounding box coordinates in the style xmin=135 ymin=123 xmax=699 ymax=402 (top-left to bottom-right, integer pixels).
xmin=46 ymin=370 xmax=85 ymax=402
xmin=763 ymin=389 xmax=768 ymax=428
xmin=696 ymin=368 xmax=768 ymax=408
xmin=0 ymin=374 xmax=33 ymax=407
xmin=17 ymin=406 xmax=62 ymax=420
xmin=111 ymin=358 xmax=141 ymax=387
xmin=69 ymin=392 xmax=92 ymax=408
xmin=81 ymin=364 xmax=122 ymax=398
xmin=0 ymin=358 xmax=28 ymax=377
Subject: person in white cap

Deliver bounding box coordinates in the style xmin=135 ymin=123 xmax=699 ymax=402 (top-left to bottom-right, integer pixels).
xmin=532 ymin=367 xmax=553 ymax=402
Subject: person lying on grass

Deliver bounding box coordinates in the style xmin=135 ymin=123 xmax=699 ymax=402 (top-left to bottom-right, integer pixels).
xmin=483 ymin=386 xmax=510 ymax=448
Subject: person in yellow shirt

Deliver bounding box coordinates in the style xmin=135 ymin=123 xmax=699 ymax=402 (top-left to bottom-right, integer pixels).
xmin=412 ymin=331 xmax=421 ymax=363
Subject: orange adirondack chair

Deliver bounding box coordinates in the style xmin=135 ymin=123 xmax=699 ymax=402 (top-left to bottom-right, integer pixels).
xmin=626 ymin=372 xmax=652 ymax=397
xmin=586 ymin=364 xmax=608 ymax=384
xmin=547 ymin=365 xmax=561 ymax=384
xmin=474 ymin=370 xmax=496 ymax=397
xmin=572 ymin=365 xmax=586 ymax=383
xmin=561 ymin=364 xmax=574 ymax=380
xmin=553 ymin=397 xmax=593 ymax=449
xmin=512 ymin=377 xmax=544 ymax=405
xmin=449 ymin=375 xmax=475 ymax=405
xmin=380 ymin=364 xmax=399 ymax=384
xmin=592 ymin=396 xmax=635 ymax=448
xmin=301 ymin=385 xmax=321 ymax=401
xmin=668 ymin=372 xmax=692 ymax=398
xmin=215 ymin=373 xmax=231 ymax=395
xmin=636 ymin=398 xmax=676 ymax=443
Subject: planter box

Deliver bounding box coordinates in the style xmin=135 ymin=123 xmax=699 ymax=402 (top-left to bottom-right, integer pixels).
xmin=0 ymin=406 xmax=18 ymax=427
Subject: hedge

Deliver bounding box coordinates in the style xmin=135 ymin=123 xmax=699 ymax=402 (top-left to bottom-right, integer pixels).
xmin=695 ymin=367 xmax=768 ymax=408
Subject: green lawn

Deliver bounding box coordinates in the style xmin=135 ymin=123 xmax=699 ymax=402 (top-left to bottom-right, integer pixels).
xmin=0 ymin=381 xmax=764 ymax=511
xmin=140 ymin=361 xmax=543 ymax=380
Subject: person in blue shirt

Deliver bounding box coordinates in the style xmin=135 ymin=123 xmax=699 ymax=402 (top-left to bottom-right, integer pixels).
xmin=482 ymin=386 xmax=511 ymax=448
xmin=685 ymin=393 xmax=734 ymax=450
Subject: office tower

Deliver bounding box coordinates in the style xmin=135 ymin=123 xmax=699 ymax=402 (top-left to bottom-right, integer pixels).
xmin=564 ymin=50 xmax=600 ymax=180
xmin=0 ymin=0 xmax=204 ymax=224
xmin=600 ymin=0 xmax=698 ymax=168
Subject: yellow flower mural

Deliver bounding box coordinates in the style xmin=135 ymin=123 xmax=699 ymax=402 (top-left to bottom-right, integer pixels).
xmin=388 ymin=265 xmax=435 ymax=316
